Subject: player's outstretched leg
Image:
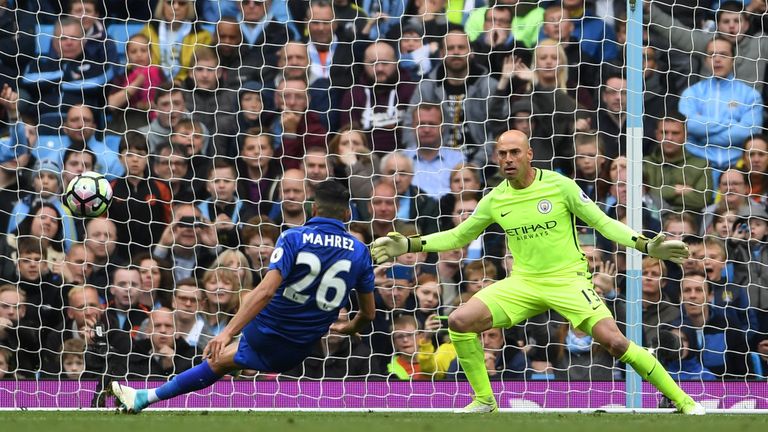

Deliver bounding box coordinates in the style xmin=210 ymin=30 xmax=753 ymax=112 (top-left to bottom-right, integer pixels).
xmin=590 ymin=319 xmax=705 ymax=415
xmin=448 ymin=299 xmax=498 ymax=414
xmin=110 ymin=344 xmax=239 ymax=414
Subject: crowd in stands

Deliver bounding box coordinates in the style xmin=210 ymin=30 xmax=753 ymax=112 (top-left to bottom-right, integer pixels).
xmin=1 ymin=0 xmax=768 ymax=383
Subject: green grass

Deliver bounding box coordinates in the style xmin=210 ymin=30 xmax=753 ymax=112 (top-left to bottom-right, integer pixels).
xmin=1 ymin=412 xmax=767 ymax=432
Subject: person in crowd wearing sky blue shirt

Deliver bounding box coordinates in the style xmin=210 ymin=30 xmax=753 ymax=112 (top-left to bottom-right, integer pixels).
xmin=679 ymin=36 xmax=764 ymax=174
xmin=111 ymin=180 xmax=377 ymax=413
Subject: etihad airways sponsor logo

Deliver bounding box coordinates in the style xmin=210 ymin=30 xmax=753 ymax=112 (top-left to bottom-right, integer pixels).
xmin=505 ymin=220 xmax=558 ymax=239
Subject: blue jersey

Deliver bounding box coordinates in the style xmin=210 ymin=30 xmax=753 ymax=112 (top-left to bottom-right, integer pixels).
xmin=253 ymin=217 xmax=375 ymax=344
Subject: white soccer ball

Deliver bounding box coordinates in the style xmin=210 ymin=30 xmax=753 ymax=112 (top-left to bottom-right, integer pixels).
xmin=64 ymin=171 xmax=113 ymax=218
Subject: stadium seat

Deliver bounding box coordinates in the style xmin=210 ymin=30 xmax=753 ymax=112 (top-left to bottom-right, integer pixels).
xmin=106 ymin=21 xmax=146 ymax=62
xmin=35 ymin=24 xmax=56 ymax=56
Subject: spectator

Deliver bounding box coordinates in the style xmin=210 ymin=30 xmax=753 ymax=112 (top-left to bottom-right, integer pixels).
xmin=197 ymin=158 xmax=258 ymax=247
xmin=20 ymin=17 xmax=109 ymax=119
xmin=303 ymin=0 xmax=356 ymax=90
xmin=106 ymin=34 xmax=166 ymax=133
xmin=267 ymin=169 xmax=311 ymax=229
xmin=6 ymin=158 xmax=74 ymax=242
xmin=572 ymin=133 xmax=608 ymax=202
xmin=366 ymin=178 xmax=399 ymax=239
xmin=707 ymin=203 xmax=740 ymax=239
xmin=215 ymin=16 xmax=281 ymax=89
xmin=595 ymin=72 xmax=627 ymax=159
xmin=508 ymin=40 xmax=581 ymax=173
xmin=138 ymin=0 xmax=213 ymax=84
xmin=680 ymin=268 xmax=750 ymax=377
xmin=327 ymin=126 xmax=379 ymax=201
xmin=679 ymin=36 xmax=763 ymax=174
xmin=742 ymin=135 xmax=768 ymax=200
xmin=558 ymin=0 xmax=618 ymax=63
xmin=728 ymin=202 xmax=768 ymax=338
xmin=756 ymin=335 xmax=768 ymax=378
xmin=83 ymin=217 xmax=124 ymax=290
xmin=214 ymin=249 xmax=255 ymax=293
xmin=43 ymin=285 xmax=131 ymax=379
xmin=171 ymin=278 xmax=206 ymax=349
xmin=198 ymin=267 xmax=243 ymax=348
xmin=109 ymin=131 xmax=173 ymax=255
xmin=369 ymin=264 xmax=416 ymax=361
xmin=402 ymin=103 xmax=465 ymax=198
xmin=170 ymin=118 xmax=214 ymax=198
xmin=236 ymin=130 xmax=281 ymax=216
xmin=58 ymin=337 xmax=87 ymax=379
xmin=397 ymin=23 xmax=434 ymax=78
xmin=662 ymin=212 xmax=699 ymax=242
xmin=180 ymin=46 xmax=239 ymax=137
xmin=6 ymin=202 xmax=76 ymax=272
xmin=699 ymin=236 xmax=754 ymax=334
xmin=414 ymin=274 xmax=443 ymax=332
xmin=133 ymin=252 xmax=173 ymax=309
xmin=14 ymin=236 xmax=64 ymax=331
xmin=238 ymin=0 xmax=298 ymax=75
xmin=302 ymin=147 xmax=330 ymax=199
xmin=152 ymin=203 xmax=218 ymax=282
xmin=0 ymin=0 xmax=35 ymax=89
xmin=240 ymin=215 xmax=279 ymax=280
xmin=601 ymin=156 xmax=662 ymax=238
xmin=128 ymin=308 xmax=198 ymax=379
xmin=464 ymin=0 xmax=543 ymax=49
xmin=647 ymin=0 xmax=768 ymax=94
xmin=382 ymin=314 xmax=433 ymax=380
xmin=105 ymin=266 xmax=149 ymax=337
xmin=461 ymin=259 xmax=497 ymax=296
xmin=379 ymin=151 xmax=440 ymax=235
xmin=643 ymin=113 xmax=712 ymax=214
xmin=638 ymin=257 xmax=681 ymax=348
xmin=58 ymin=243 xmax=92 ymax=287
xmin=68 ymin=0 xmax=119 ymax=65
xmin=0 ymin=285 xmax=40 ymax=376
xmin=403 ymin=30 xmax=509 ymax=166
xmin=339 ymin=41 xmax=417 ymax=153
xmin=269 ymin=78 xmax=327 ymax=169
xmin=701 ymin=169 xmax=749 ymax=235
xmin=471 ymin=6 xmax=517 ymax=77
xmin=35 ymin=104 xmax=123 ymax=180
xmin=358 ymin=0 xmax=405 ymax=40
xmin=139 ymin=83 xmax=210 ymax=153
xmin=215 ymin=82 xmax=267 ymax=156
xmin=657 ymin=328 xmax=718 ymax=381
xmin=387 ymin=0 xmax=460 ymax=46
xmin=151 ymin=142 xmax=195 ymax=203
xmin=439 ymin=162 xmax=483 ymax=224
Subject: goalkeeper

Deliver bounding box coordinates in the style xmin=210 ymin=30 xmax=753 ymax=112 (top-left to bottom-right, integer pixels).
xmin=372 ymin=130 xmax=705 ymax=415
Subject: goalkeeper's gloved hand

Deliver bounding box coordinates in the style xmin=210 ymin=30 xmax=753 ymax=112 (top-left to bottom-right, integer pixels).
xmin=371 ymin=232 xmax=422 ymax=264
xmin=635 ymin=233 xmax=689 ymax=264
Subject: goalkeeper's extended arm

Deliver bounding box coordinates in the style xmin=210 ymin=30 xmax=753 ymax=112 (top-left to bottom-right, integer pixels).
xmin=590 ymin=214 xmax=689 ymax=264
xmin=371 ymin=217 xmax=490 ymax=264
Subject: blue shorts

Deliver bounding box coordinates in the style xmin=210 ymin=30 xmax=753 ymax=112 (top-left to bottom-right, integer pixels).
xmin=233 ymin=322 xmax=317 ymax=372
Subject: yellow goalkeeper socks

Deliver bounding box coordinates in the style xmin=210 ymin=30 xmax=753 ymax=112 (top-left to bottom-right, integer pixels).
xmin=619 ymin=341 xmax=692 ymax=406
xmin=449 ymin=329 xmax=494 ymax=403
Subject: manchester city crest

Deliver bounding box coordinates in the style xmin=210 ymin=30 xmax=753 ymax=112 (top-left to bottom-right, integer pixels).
xmin=537 ymin=199 xmax=552 ymax=214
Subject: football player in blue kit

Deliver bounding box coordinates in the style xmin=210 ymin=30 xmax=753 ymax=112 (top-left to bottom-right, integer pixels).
xmin=110 ymin=180 xmax=376 ymax=413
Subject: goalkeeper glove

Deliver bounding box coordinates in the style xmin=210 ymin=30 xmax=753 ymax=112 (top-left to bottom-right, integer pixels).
xmin=635 ymin=233 xmax=689 ymax=265
xmin=371 ymin=232 xmax=422 ymax=264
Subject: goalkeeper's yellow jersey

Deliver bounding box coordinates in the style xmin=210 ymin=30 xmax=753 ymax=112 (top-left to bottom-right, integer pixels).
xmin=422 ymin=169 xmax=640 ymax=277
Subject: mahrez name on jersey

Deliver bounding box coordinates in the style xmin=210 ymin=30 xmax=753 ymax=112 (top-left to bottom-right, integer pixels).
xmin=302 ymin=232 xmax=355 ymax=251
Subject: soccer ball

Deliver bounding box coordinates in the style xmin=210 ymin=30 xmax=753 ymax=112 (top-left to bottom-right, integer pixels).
xmin=64 ymin=171 xmax=113 ymax=217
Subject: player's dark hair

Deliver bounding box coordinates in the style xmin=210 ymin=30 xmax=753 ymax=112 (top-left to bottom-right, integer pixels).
xmin=314 ymin=180 xmax=351 ymax=219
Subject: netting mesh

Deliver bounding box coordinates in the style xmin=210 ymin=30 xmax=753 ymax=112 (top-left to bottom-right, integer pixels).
xmin=0 ymin=0 xmax=767 ymax=409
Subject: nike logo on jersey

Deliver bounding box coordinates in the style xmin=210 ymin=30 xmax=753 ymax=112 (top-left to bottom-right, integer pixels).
xmin=501 ymin=211 xmax=512 ymax=217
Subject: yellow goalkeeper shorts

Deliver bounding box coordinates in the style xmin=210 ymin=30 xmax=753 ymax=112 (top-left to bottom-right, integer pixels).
xmin=472 ymin=272 xmax=614 ymax=334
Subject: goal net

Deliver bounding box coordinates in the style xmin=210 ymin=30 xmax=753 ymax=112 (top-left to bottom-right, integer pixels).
xmin=0 ymin=0 xmax=767 ymax=411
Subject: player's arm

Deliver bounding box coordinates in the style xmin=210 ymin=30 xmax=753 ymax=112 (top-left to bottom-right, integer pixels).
xmin=371 ymin=192 xmax=495 ymax=264
xmin=203 ymin=269 xmax=283 ymax=362
xmin=329 ymin=291 xmax=376 ymax=335
xmin=560 ymin=177 xmax=689 ymax=264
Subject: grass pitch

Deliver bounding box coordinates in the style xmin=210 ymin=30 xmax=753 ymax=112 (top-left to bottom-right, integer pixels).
xmin=1 ymin=411 xmax=766 ymax=432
